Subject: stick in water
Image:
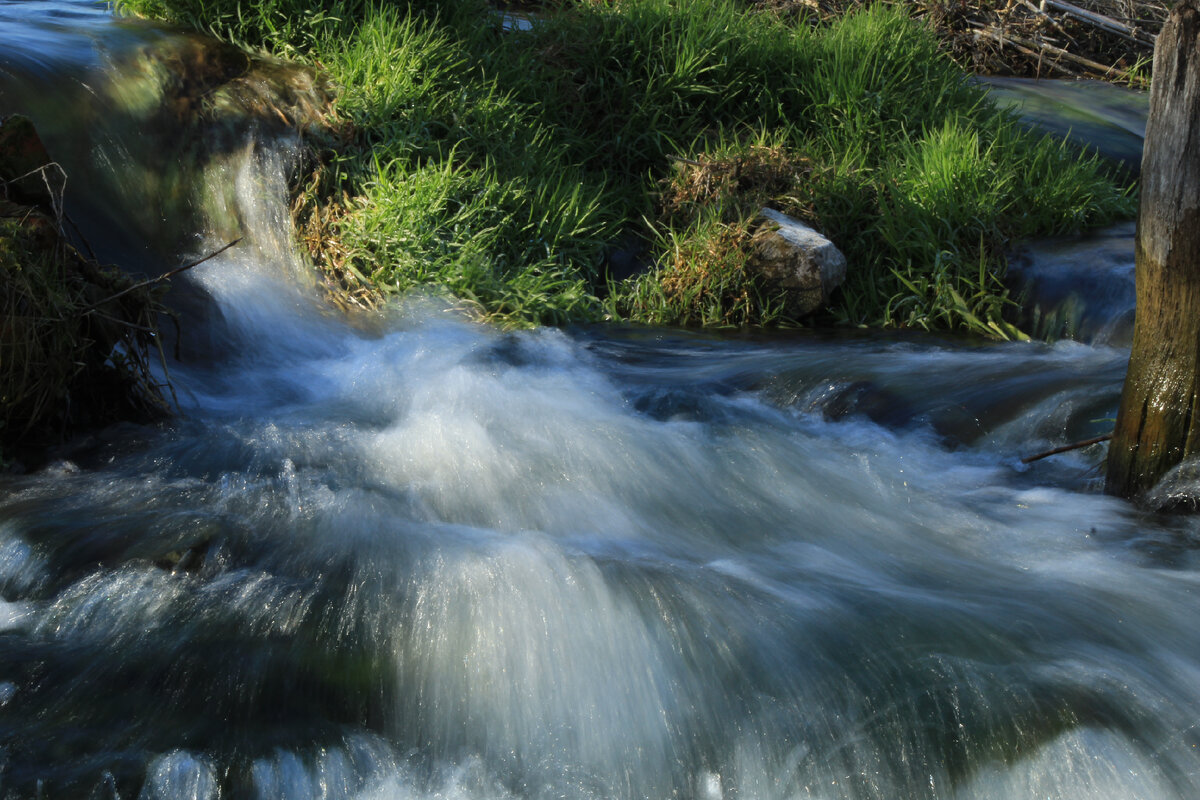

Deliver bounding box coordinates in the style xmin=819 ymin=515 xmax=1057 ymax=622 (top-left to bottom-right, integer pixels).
xmin=79 ymin=237 xmax=243 ymax=314
xmin=1021 ymin=433 xmax=1113 ymax=464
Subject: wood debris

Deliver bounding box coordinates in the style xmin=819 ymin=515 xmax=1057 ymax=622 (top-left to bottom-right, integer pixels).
xmin=755 ymin=0 xmax=1168 ymax=86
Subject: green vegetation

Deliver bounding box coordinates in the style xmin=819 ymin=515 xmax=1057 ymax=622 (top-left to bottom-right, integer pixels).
xmin=114 ymin=0 xmax=1135 ymax=335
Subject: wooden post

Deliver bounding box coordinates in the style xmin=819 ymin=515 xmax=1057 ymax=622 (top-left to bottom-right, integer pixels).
xmin=1107 ymin=0 xmax=1200 ymax=499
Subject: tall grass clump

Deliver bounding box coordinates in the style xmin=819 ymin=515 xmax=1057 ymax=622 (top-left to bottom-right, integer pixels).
xmin=307 ymin=6 xmax=616 ymax=323
xmin=509 ymin=0 xmax=812 ymax=179
xmin=618 ymin=131 xmax=808 ymax=327
xmin=115 ymin=0 xmax=1134 ymax=334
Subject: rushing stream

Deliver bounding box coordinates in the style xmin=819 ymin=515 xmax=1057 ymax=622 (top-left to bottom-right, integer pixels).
xmin=4 ymin=3 xmax=1199 ymax=799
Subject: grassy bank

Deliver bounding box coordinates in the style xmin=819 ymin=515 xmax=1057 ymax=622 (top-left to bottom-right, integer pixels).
xmin=115 ymin=0 xmax=1135 ymax=335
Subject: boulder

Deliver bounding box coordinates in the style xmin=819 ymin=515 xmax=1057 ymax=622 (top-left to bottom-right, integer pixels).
xmin=749 ymin=208 xmax=846 ymax=317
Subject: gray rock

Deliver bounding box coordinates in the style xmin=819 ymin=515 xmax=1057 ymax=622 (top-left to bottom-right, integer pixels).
xmin=749 ymin=208 xmax=846 ymax=317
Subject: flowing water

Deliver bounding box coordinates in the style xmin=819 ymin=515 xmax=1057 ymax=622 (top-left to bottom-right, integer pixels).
xmin=3 ymin=4 xmax=1199 ymax=799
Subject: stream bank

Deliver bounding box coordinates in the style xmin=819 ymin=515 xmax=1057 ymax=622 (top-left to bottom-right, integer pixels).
xmin=0 ymin=114 xmax=169 ymax=468
xmin=115 ymin=0 xmax=1136 ymax=336
xmin=0 ymin=0 xmax=1150 ymax=466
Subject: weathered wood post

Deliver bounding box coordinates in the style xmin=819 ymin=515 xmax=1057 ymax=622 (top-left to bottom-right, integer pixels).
xmin=1107 ymin=0 xmax=1200 ymax=499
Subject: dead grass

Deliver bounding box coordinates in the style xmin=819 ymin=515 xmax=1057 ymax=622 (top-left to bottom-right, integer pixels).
xmin=0 ymin=201 xmax=171 ymax=464
xmin=659 ymin=144 xmax=816 ymax=228
xmin=755 ymin=0 xmax=1167 ymax=86
xmin=631 ymin=217 xmax=793 ymax=327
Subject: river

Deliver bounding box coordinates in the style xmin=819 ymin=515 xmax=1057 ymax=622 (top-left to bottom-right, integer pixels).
xmin=2 ymin=3 xmax=1197 ymax=799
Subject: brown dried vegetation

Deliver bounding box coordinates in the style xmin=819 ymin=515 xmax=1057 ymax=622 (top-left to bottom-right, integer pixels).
xmin=635 ymin=144 xmax=819 ymax=326
xmin=659 ymin=145 xmax=816 ymax=229
xmin=756 ymin=0 xmax=1166 ymax=85
xmin=1 ymin=117 xmax=171 ymax=465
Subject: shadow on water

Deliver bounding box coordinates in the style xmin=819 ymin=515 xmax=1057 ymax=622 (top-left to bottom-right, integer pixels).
xmin=0 ymin=0 xmax=334 ymax=366
xmin=980 ymin=76 xmax=1147 ymax=176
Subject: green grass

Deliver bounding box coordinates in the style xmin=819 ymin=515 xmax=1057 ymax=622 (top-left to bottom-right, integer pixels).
xmin=113 ymin=0 xmax=1135 ymax=335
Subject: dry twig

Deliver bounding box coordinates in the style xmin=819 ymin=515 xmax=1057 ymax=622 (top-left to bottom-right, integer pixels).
xmin=1021 ymin=433 xmax=1113 ymax=464
xmin=78 ymin=237 xmax=243 ymax=314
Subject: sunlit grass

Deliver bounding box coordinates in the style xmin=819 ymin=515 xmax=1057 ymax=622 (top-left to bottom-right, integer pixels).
xmin=114 ymin=0 xmax=1135 ymax=334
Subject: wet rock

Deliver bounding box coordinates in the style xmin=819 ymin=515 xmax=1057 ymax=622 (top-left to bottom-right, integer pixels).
xmin=1143 ymin=456 xmax=1200 ymax=513
xmin=749 ymin=208 xmax=846 ymax=317
xmin=107 ymin=34 xmax=332 ymax=139
xmin=154 ymin=538 xmax=211 ymax=575
xmin=810 ymin=379 xmax=917 ymax=428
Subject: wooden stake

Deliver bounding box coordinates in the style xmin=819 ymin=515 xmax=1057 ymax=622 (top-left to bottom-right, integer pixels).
xmin=1107 ymin=0 xmax=1200 ymax=498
